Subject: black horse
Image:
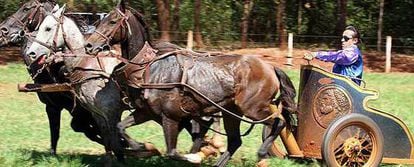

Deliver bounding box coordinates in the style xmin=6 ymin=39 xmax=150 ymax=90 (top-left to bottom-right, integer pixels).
xmin=0 ymin=0 xmax=104 ymax=155
xmin=85 ymin=1 xmax=297 ymax=166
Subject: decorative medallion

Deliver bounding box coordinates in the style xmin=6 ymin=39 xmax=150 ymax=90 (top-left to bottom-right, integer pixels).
xmin=313 ymin=85 xmax=352 ymax=128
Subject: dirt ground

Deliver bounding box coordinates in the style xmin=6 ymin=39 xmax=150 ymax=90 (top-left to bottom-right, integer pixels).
xmin=1 ymin=46 xmax=413 ymax=73
xmin=226 ymin=48 xmax=414 ymax=73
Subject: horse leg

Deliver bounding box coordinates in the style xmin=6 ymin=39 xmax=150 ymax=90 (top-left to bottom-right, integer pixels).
xmin=210 ymin=117 xmax=226 ymax=153
xmin=186 ymin=118 xmax=213 ymax=153
xmin=117 ymin=112 xmax=161 ymax=157
xmin=214 ymin=114 xmax=242 ymax=167
xmin=45 ymin=105 xmax=62 ymax=155
xmin=162 ymin=114 xmax=186 ymax=160
xmin=70 ymin=108 xmax=104 ymax=145
xmin=183 ymin=118 xmax=219 ymax=164
xmin=117 ymin=114 xmax=144 ymax=150
xmin=257 ymin=118 xmax=285 ymax=160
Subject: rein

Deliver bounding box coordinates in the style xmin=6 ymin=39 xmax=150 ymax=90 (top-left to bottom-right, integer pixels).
xmin=9 ymin=0 xmax=45 ymax=33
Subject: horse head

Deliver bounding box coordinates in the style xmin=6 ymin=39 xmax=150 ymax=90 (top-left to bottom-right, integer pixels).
xmin=0 ymin=0 xmax=56 ymax=46
xmin=25 ymin=4 xmax=85 ymax=71
xmin=85 ymin=0 xmax=150 ymax=60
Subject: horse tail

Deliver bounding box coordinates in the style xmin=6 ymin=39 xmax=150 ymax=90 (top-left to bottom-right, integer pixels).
xmin=274 ymin=67 xmax=297 ymax=128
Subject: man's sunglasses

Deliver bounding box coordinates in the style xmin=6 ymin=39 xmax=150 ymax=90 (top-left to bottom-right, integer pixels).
xmin=342 ymin=35 xmax=353 ymax=42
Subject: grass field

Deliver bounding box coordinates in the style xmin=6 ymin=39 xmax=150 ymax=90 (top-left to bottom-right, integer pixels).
xmin=0 ymin=63 xmax=413 ymax=167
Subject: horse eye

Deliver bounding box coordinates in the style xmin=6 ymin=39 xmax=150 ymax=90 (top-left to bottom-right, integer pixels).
xmin=110 ymin=20 xmax=117 ymax=25
xmin=23 ymin=7 xmax=30 ymax=12
xmin=45 ymin=27 xmax=52 ymax=32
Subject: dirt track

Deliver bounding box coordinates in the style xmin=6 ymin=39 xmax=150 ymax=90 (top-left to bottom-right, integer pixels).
xmin=226 ymin=48 xmax=414 ymax=73
xmin=1 ymin=46 xmax=413 ymax=73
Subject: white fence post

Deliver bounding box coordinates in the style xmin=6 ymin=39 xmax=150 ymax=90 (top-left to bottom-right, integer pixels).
xmin=186 ymin=30 xmax=193 ymax=50
xmin=385 ymin=36 xmax=392 ymax=73
xmin=286 ymin=33 xmax=293 ymax=68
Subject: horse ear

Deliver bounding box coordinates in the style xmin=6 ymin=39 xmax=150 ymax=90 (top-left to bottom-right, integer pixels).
xmin=53 ymin=4 xmax=66 ymax=18
xmin=52 ymin=4 xmax=60 ymax=13
xmin=117 ymin=0 xmax=127 ymax=13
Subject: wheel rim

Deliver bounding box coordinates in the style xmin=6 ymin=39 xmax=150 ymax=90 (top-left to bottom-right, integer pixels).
xmin=330 ymin=123 xmax=379 ymax=166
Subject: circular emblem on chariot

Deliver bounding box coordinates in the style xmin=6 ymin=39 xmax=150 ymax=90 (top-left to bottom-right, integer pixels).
xmin=312 ymin=85 xmax=352 ymax=128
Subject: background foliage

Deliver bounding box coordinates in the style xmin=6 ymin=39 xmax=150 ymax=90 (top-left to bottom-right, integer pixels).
xmin=1 ymin=0 xmax=413 ymax=52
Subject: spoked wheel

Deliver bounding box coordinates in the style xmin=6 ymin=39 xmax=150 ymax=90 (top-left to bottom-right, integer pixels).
xmin=262 ymin=125 xmax=287 ymax=158
xmin=322 ymin=113 xmax=384 ymax=167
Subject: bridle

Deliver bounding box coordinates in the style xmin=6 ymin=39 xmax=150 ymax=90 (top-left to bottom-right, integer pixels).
xmin=93 ymin=8 xmax=131 ymax=46
xmin=9 ymin=0 xmax=46 ymax=33
xmin=26 ymin=12 xmax=76 ymax=80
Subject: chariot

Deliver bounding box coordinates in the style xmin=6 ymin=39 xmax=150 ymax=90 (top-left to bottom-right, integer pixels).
xmin=264 ymin=64 xmax=414 ymax=166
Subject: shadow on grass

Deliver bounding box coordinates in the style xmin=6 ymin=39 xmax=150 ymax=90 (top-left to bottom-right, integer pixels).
xmin=13 ymin=149 xmax=216 ymax=167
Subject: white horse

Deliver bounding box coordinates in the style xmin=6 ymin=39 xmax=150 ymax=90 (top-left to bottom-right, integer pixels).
xmin=25 ymin=5 xmax=128 ymax=160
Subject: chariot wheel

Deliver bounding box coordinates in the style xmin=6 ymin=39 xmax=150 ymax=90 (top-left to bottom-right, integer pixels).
xmin=262 ymin=125 xmax=287 ymax=158
xmin=322 ymin=113 xmax=384 ymax=167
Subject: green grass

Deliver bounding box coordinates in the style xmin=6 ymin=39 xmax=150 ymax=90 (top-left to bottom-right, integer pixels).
xmin=0 ymin=63 xmax=413 ymax=166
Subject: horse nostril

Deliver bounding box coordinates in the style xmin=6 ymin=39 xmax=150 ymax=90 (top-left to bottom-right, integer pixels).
xmin=102 ymin=44 xmax=110 ymax=51
xmin=1 ymin=27 xmax=9 ymax=35
xmin=28 ymin=52 xmax=37 ymax=60
xmin=85 ymin=43 xmax=94 ymax=54
xmin=85 ymin=43 xmax=93 ymax=49
xmin=18 ymin=30 xmax=25 ymax=37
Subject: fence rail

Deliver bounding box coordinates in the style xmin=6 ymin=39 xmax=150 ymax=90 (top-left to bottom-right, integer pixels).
xmin=150 ymin=30 xmax=414 ymax=54
xmin=177 ymin=31 xmax=410 ymax=73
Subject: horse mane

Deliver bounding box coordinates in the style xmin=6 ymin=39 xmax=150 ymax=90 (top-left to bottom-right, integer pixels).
xmin=39 ymin=0 xmax=57 ymax=5
xmin=62 ymin=11 xmax=88 ymax=33
xmin=127 ymin=7 xmax=152 ymax=44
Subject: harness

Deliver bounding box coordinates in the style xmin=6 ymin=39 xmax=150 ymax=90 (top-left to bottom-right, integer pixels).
xmin=9 ymin=0 xmax=45 ymax=33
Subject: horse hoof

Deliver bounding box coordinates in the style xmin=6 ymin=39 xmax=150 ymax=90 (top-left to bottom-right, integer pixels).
xmin=257 ymin=159 xmax=269 ymax=167
xmin=200 ymin=145 xmax=217 ymax=157
xmin=183 ymin=153 xmax=202 ymax=164
xmin=210 ymin=137 xmax=226 ymax=153
xmin=50 ymin=149 xmax=57 ymax=156
xmin=167 ymin=153 xmax=187 ymax=161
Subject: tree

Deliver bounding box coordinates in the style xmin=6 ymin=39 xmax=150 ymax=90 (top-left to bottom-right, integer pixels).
xmin=335 ymin=0 xmax=347 ymax=49
xmin=276 ymin=0 xmax=287 ymax=50
xmin=155 ymin=0 xmax=171 ymax=41
xmin=377 ymin=0 xmax=384 ymax=51
xmin=297 ymin=0 xmax=303 ymax=34
xmin=194 ymin=0 xmax=204 ymax=48
xmin=241 ymin=0 xmax=253 ymax=48
xmin=171 ymin=0 xmax=181 ymax=41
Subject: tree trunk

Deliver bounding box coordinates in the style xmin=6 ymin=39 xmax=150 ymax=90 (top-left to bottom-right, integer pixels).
xmin=335 ymin=0 xmax=347 ymax=48
xmin=377 ymin=0 xmax=384 ymax=51
xmin=171 ymin=0 xmax=181 ymax=41
xmin=297 ymin=0 xmax=303 ymax=34
xmin=276 ymin=0 xmax=287 ymax=50
xmin=91 ymin=0 xmax=97 ymax=15
xmin=241 ymin=0 xmax=253 ymax=48
xmin=155 ymin=0 xmax=171 ymax=42
xmin=194 ymin=0 xmax=205 ymax=48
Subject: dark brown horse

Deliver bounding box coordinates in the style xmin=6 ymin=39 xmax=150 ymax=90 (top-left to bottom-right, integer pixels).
xmin=0 ymin=0 xmax=105 ymax=155
xmin=85 ymin=1 xmax=297 ymax=166
xmin=83 ymin=2 xmax=223 ymax=160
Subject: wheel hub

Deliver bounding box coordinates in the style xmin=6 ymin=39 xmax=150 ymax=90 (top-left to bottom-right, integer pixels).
xmin=343 ymin=137 xmax=362 ymax=157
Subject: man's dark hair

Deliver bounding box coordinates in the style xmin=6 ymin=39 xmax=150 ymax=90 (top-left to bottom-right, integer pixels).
xmin=345 ymin=25 xmax=361 ymax=44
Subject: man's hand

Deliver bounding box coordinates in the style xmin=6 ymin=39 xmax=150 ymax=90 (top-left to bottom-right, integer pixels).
xmin=303 ymin=52 xmax=316 ymax=61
